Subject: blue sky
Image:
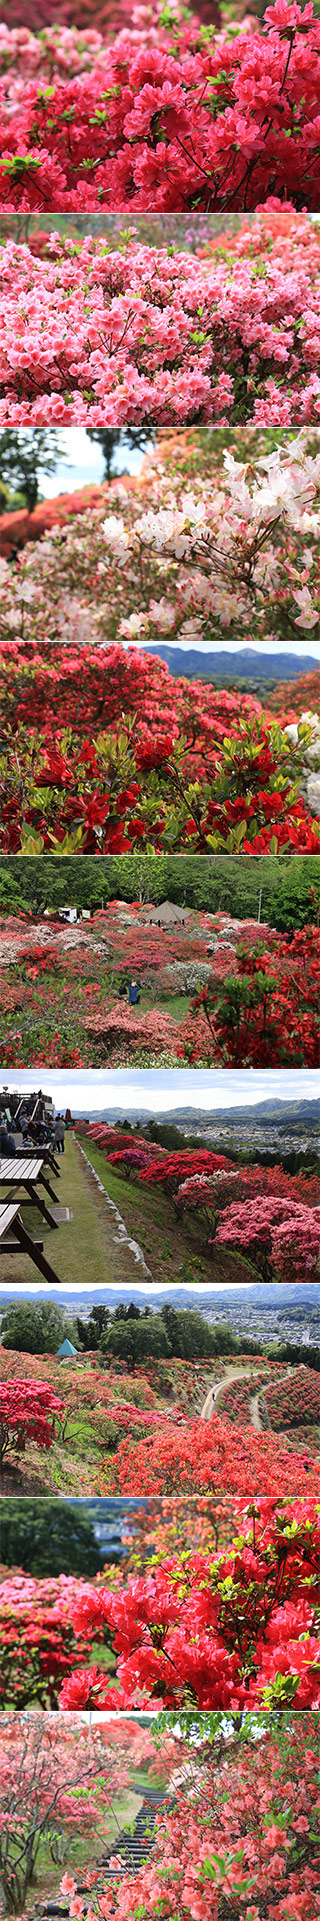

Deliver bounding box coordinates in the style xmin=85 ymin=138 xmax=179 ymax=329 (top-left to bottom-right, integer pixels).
xmin=2 ymin=1068 xmax=319 ymax=1113
xmin=40 ymin=430 xmax=152 ymax=493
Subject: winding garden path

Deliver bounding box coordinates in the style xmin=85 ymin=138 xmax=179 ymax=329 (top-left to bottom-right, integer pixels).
xmin=201 ymin=1365 xmax=292 ymax=1433
xmin=201 ymin=1365 xmax=258 ymax=1423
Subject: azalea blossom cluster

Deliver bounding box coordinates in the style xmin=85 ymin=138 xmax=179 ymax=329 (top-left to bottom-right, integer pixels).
xmin=0 ymin=208 xmax=320 ymax=427
xmin=215 ymin=1195 xmax=320 ymax=1282
xmin=0 ymin=1378 xmax=65 ymax=1468
xmin=2 ymin=433 xmax=320 ymax=647
xmin=1 ymin=4 xmax=320 ymax=211
xmin=0 ymin=1573 xmax=97 ymax=1711
xmin=55 ymin=1498 xmax=320 ymax=1712
xmin=103 ymin=435 xmax=320 ymax=638
xmin=1 ymin=641 xmax=319 ymax=856
xmin=178 ymin=923 xmax=320 ymax=1068
xmin=54 ymin=1717 xmax=320 ymax=1921
xmin=1 ymin=1499 xmax=319 ymax=1713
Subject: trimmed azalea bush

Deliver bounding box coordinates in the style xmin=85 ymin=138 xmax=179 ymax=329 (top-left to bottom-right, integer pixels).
xmin=263 ymin=1367 xmax=320 ymax=1431
xmin=215 ymin=1196 xmax=320 ymax=1281
xmin=92 ymin=1410 xmax=320 ymax=1498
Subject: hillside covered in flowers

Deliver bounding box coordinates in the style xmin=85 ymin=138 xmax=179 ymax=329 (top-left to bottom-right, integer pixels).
xmin=1 ymin=1334 xmax=319 ymax=1499
xmin=0 ymin=895 xmax=319 ymax=1067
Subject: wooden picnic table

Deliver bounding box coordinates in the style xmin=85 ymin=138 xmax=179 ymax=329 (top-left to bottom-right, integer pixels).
xmin=0 ymin=1201 xmax=63 ymax=1285
xmin=17 ymin=1144 xmax=61 ymax=1178
xmin=0 ymin=1156 xmax=60 ymax=1229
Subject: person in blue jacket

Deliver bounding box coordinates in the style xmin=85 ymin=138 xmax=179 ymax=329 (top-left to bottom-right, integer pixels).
xmin=128 ymin=980 xmax=141 ymax=1006
xmin=0 ymin=1121 xmax=18 ymax=1155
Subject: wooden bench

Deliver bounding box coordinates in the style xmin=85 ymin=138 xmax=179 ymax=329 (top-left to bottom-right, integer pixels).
xmin=0 ymin=1156 xmax=60 ymax=1229
xmin=0 ymin=1203 xmax=63 ymax=1285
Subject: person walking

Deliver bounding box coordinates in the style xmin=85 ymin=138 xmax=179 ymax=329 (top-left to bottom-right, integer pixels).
xmin=54 ymin=1114 xmax=65 ymax=1155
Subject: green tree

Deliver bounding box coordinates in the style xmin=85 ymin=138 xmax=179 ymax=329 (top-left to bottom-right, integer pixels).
xmin=87 ymin=428 xmax=155 ymax=483
xmin=160 ymin=1307 xmax=239 ymax=1359
xmin=76 ymin=1305 xmax=112 ymax=1349
xmin=0 ymin=854 xmax=318 ymax=929
xmin=101 ymin=1317 xmax=171 ymax=1370
xmin=0 ymin=430 xmax=66 ymax=514
xmin=0 ymin=1301 xmax=76 ymax=1355
xmin=0 ymin=1499 xmax=103 ymax=1575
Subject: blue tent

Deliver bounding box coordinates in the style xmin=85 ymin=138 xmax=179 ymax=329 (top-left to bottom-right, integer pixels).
xmin=57 ymin=1338 xmax=78 ymax=1358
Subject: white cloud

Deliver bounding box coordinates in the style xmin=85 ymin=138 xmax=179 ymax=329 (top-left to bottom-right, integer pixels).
xmin=1 ymin=1068 xmax=319 ymax=1113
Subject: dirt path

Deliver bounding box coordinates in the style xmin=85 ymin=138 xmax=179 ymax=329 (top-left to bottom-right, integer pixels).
xmin=201 ymin=1365 xmax=292 ymax=1433
xmin=249 ymin=1370 xmax=292 ymax=1432
xmin=201 ymin=1364 xmax=258 ymax=1422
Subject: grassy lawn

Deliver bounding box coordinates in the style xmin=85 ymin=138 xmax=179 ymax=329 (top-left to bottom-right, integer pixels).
xmin=130 ymin=989 xmax=190 ymax=1022
xmin=1 ymin=1417 xmax=112 ymax=1498
xmin=78 ymin=1137 xmax=258 ymax=1288
xmin=0 ymin=1133 xmax=141 ymax=1289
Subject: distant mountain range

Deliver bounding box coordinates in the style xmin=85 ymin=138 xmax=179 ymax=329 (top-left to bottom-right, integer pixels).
xmin=72 ymin=1099 xmax=319 ymax=1126
xmin=141 ymin=645 xmax=319 ymax=683
xmin=0 ymin=1283 xmax=317 ymax=1313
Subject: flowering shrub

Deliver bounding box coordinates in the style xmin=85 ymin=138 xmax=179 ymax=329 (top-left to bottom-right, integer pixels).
xmin=2 ymin=434 xmax=320 ymax=648
xmin=57 ymin=1499 xmax=320 ymax=1711
xmin=0 ymin=1379 xmax=65 ymax=1469
xmin=215 ymin=1196 xmax=320 ymax=1280
xmin=1 ymin=902 xmax=319 ymax=1067
xmin=2 ymin=1499 xmax=319 ymax=1712
xmin=0 ymin=1573 xmax=98 ymax=1710
xmin=179 ymin=924 xmax=320 ymax=1066
xmin=94 ymin=1409 xmax=320 ymax=1498
xmin=1 ymin=5 xmax=320 ymax=211
xmin=1 ymin=639 xmax=319 ymax=855
xmin=140 ymin=1153 xmax=318 ymax=1236
xmin=0 ymin=209 xmax=320 ymax=426
xmin=0 ymin=1710 xmax=159 ymax=1915
xmin=137 ymin=1149 xmax=231 ymax=1197
xmin=263 ymin=1367 xmax=320 ymax=1431
xmin=54 ymin=1716 xmax=320 ymax=1921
